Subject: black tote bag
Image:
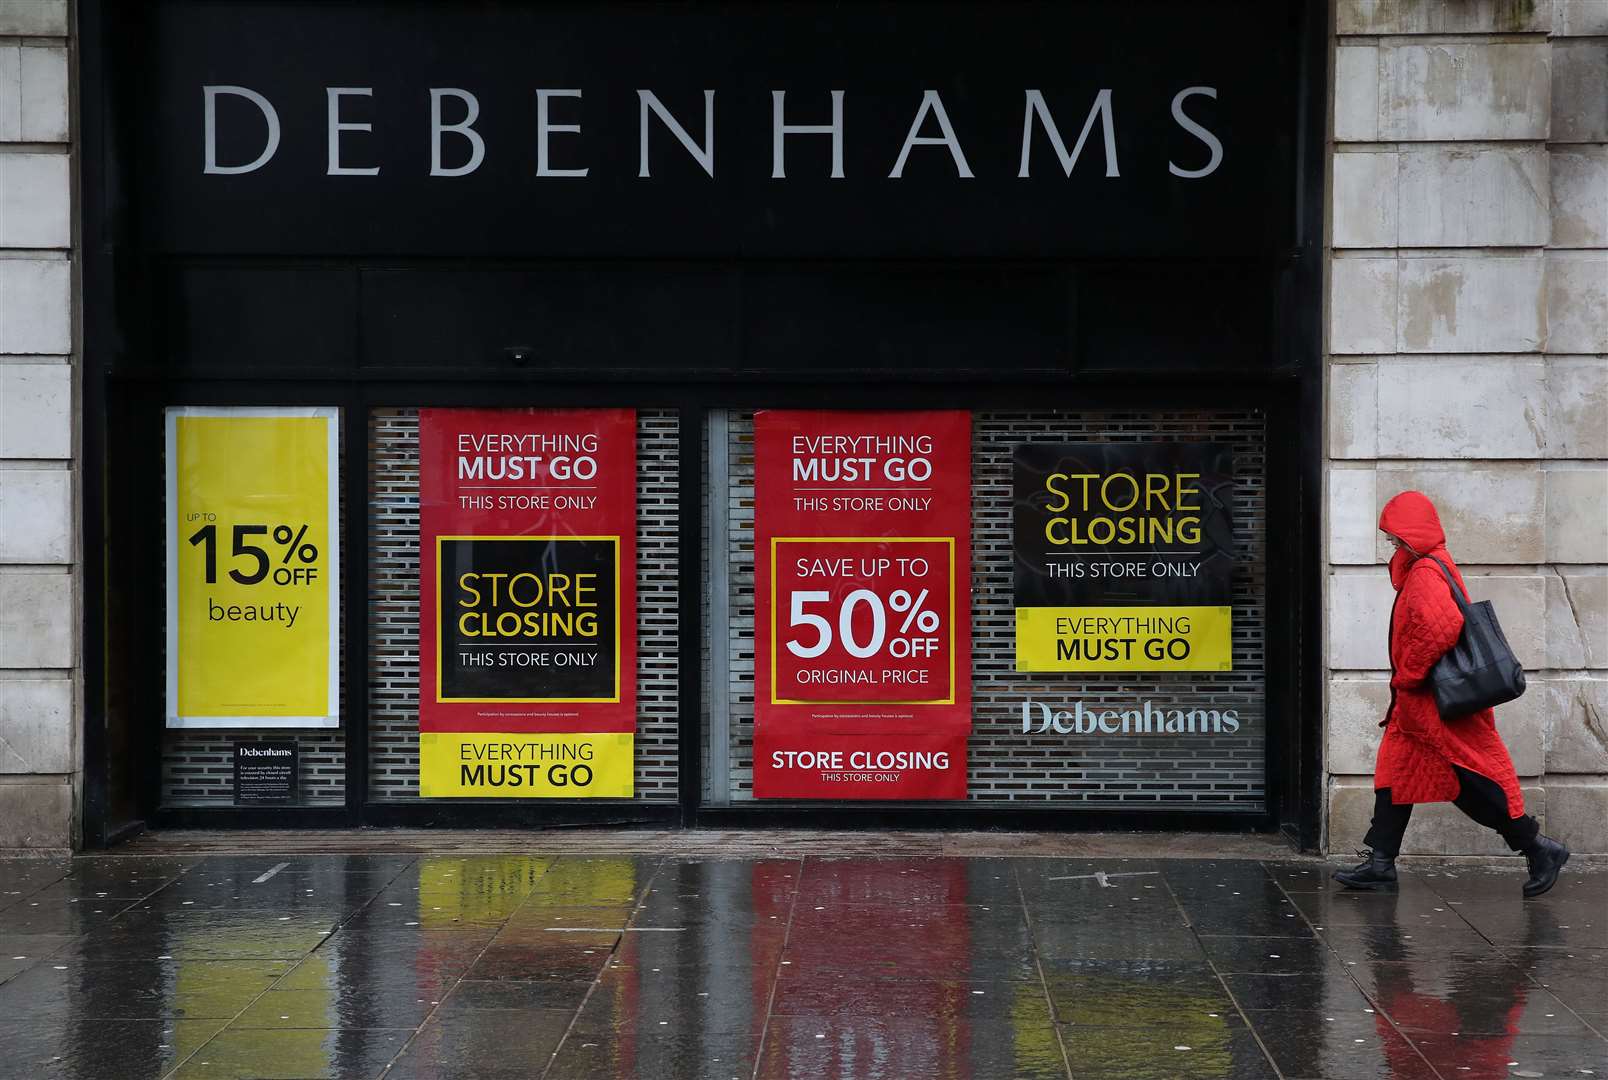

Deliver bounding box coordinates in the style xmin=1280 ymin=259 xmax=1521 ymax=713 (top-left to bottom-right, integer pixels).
xmin=1424 ymin=556 xmax=1526 ymax=720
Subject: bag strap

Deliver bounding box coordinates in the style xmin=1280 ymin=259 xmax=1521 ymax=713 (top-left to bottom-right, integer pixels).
xmin=1421 ymin=555 xmax=1472 ymax=612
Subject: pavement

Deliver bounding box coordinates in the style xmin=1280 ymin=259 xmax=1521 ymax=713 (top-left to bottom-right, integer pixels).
xmin=0 ymin=846 xmax=1602 ymax=1079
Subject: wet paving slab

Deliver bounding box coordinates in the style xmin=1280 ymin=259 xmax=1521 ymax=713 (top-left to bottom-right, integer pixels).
xmin=0 ymin=1017 xmax=231 ymax=1079
xmin=0 ymin=852 xmax=1599 ymax=1078
xmin=0 ymin=896 xmax=139 ymax=936
xmin=0 ymin=958 xmax=296 ymax=1021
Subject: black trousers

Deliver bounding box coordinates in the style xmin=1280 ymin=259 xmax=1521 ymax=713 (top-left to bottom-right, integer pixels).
xmin=1365 ymin=766 xmax=1540 ymax=858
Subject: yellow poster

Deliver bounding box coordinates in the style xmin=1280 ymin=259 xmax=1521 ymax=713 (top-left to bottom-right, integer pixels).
xmin=418 ymin=732 xmax=634 ymax=798
xmin=166 ymin=408 xmax=339 ymax=728
xmin=1015 ymin=605 xmax=1233 ymax=672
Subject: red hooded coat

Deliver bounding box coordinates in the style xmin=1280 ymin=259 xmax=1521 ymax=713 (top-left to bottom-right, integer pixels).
xmin=1373 ymin=491 xmax=1525 ymax=818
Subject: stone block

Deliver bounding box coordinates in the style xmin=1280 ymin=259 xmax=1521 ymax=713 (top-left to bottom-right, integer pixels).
xmin=1493 ymin=682 xmax=1547 ymax=776
xmin=0 ymin=780 xmax=71 ymax=849
xmin=0 ymin=363 xmax=70 ymax=459
xmin=1327 ymin=777 xmax=1378 ymax=854
xmin=1545 ymin=359 xmax=1608 ymax=459
xmin=1398 ymin=147 xmax=1549 ymax=248
xmin=1330 ymin=468 xmax=1379 ymax=566
xmin=1466 ymin=575 xmax=1549 ymax=671
xmin=1346 ymin=572 xmax=1549 ymax=672
xmin=1546 ymin=572 xmax=1587 ymax=667
xmin=1552 ymin=38 xmax=1608 ymax=142
xmin=1555 ymin=0 xmax=1608 ymax=35
xmin=0 ymin=46 xmax=15 ymax=142
xmin=1545 ymin=568 xmax=1608 ymax=669
xmin=18 ymin=45 xmax=68 ymax=143
xmin=1399 ymin=256 xmax=1546 ymax=353
xmin=1544 ymin=679 xmax=1608 ymax=774
xmin=1339 ymin=0 xmax=1551 ymax=33
xmin=0 ymin=570 xmax=72 ymax=668
xmin=1327 ymin=677 xmax=1389 ymax=774
xmin=1550 ymin=147 xmax=1607 ymax=249
xmin=0 ymin=1 xmax=67 ymax=36
xmin=1376 ymin=463 xmax=1545 ymax=564
xmin=1380 ymin=43 xmax=1550 ymax=142
xmin=1542 ymin=777 xmax=1608 ymax=853
xmin=1333 ymin=152 xmax=1398 ymax=249
xmin=0 ymin=152 xmax=70 ymax=248
xmin=1335 ymin=46 xmax=1380 ymax=142
xmin=1545 ymin=466 xmax=1608 ymax=564
xmin=1376 ymin=357 xmax=1547 ymax=460
xmin=1544 ymin=251 xmax=1608 ymax=354
xmin=1331 ymin=259 xmax=1398 ymax=355
xmin=1330 ymin=362 xmax=1378 ymax=459
xmin=1561 ymin=570 xmax=1607 ymax=666
xmin=0 ymin=469 xmax=71 ymax=563
xmin=0 ymin=676 xmax=71 ymax=774
xmin=0 ymin=258 xmax=71 ymax=354
xmin=1328 ymin=572 xmax=1396 ymax=671
xmin=0 ymin=45 xmax=62 ymax=143
xmin=1328 ymin=778 xmax=1547 ymax=857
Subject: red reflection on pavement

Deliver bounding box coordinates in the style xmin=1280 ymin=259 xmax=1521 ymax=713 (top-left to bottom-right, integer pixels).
xmin=762 ymin=859 xmax=974 ymax=1078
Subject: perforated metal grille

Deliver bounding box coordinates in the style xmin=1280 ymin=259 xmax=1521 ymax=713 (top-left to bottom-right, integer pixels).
xmin=366 ymin=409 xmax=681 ymax=803
xmin=718 ymin=410 xmax=1267 ymax=808
xmin=162 ymin=731 xmax=346 ymax=807
xmin=161 ymin=416 xmax=346 ymax=808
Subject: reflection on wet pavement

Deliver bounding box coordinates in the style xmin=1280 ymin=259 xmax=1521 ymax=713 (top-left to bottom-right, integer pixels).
xmin=0 ymin=853 xmax=1601 ymax=1078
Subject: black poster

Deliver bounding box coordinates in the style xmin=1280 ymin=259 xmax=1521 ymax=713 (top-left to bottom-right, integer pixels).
xmin=1012 ymin=442 xmax=1235 ymax=672
xmin=1013 ymin=443 xmax=1234 ymax=605
xmin=436 ymin=537 xmax=619 ymax=702
xmin=233 ymin=741 xmax=298 ymax=805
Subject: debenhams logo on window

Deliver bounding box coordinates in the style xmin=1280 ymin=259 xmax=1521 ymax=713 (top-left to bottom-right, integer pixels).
xmin=1022 ymin=699 xmax=1240 ymax=736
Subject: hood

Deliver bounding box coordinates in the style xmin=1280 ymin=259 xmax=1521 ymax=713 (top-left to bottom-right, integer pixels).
xmin=1378 ymin=490 xmax=1446 ymax=555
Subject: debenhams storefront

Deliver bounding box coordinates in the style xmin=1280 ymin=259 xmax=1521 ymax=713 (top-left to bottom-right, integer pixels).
xmin=78 ymin=0 xmax=1326 ymax=846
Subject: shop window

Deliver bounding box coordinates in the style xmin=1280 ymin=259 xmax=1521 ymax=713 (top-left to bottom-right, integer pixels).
xmin=160 ymin=407 xmax=345 ymax=808
xmin=365 ymin=408 xmax=681 ymax=803
xmin=704 ymin=409 xmax=1268 ymax=809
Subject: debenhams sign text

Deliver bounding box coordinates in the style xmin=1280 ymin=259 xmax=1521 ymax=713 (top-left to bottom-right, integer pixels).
xmin=1023 ymin=699 xmax=1241 ymax=736
xmin=202 ymin=87 xmax=1225 ymax=180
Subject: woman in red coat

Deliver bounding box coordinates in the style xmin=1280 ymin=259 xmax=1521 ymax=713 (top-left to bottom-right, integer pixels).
xmin=1334 ymin=491 xmax=1570 ymax=897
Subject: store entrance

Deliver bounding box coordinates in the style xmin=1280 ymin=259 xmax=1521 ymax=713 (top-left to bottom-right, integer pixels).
xmin=77 ymin=0 xmax=1327 ymax=848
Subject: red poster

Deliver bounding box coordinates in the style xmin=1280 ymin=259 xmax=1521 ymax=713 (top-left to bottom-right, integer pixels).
xmin=754 ymin=410 xmax=971 ymax=799
xmin=417 ymin=409 xmax=636 ymax=798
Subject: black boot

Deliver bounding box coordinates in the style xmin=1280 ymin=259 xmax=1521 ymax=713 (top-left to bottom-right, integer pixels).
xmin=1334 ymin=849 xmax=1398 ymax=890
xmin=1522 ymin=836 xmax=1570 ymax=898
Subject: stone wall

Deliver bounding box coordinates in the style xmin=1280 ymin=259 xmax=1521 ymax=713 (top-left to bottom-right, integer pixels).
xmin=0 ymin=0 xmax=74 ymax=849
xmin=1328 ymin=0 xmax=1608 ymax=854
